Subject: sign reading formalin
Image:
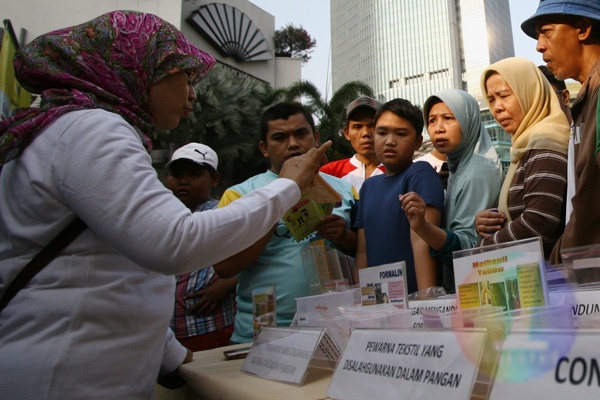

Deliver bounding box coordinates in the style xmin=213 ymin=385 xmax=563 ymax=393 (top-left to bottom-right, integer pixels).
xmin=327 ymin=329 xmax=486 ymax=400
xmin=241 ymin=327 xmax=338 ymax=385
xmin=359 ymin=261 xmax=408 ymax=308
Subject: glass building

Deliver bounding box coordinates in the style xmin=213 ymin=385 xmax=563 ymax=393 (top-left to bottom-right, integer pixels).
xmin=330 ymin=0 xmax=514 ymax=168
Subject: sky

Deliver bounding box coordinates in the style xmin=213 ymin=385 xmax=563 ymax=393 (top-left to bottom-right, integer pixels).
xmin=249 ymin=0 xmax=543 ymax=100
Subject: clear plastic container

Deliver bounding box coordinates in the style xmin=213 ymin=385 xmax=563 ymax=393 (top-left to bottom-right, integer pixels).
xmin=348 ymin=308 xmax=413 ymax=329
xmin=439 ymin=306 xmax=505 ymax=329
xmin=318 ymin=307 xmax=413 ymax=350
xmin=301 ymin=243 xmax=356 ymax=295
xmin=472 ymin=305 xmax=574 ymax=331
xmin=320 ymin=317 xmax=352 ymax=350
xmin=561 ymin=244 xmax=600 ymax=286
xmin=421 ymin=308 xmax=444 ymax=329
xmin=295 ymin=289 xmax=359 ymax=325
xmin=576 ymin=311 xmax=600 ymax=329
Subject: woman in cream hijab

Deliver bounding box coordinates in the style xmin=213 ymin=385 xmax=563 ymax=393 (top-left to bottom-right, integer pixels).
xmin=475 ymin=57 xmax=570 ymax=257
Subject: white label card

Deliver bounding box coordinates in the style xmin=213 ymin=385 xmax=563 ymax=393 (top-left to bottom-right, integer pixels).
xmin=489 ymin=330 xmax=600 ymax=399
xmin=327 ymin=328 xmax=486 ymax=400
xmin=241 ymin=326 xmax=338 ymax=385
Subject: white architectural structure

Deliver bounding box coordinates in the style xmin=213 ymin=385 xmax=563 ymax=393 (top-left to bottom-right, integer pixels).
xmin=1 ymin=0 xmax=300 ymax=89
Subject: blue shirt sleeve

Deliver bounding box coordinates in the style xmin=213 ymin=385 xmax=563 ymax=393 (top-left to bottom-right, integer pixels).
xmin=406 ymin=162 xmax=445 ymax=212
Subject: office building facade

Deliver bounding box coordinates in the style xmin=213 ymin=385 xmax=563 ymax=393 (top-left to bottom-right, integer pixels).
xmin=331 ymin=0 xmax=514 ymax=105
xmin=331 ymin=0 xmax=515 ymax=164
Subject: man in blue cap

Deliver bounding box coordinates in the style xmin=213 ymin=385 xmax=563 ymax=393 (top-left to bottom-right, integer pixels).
xmin=522 ymin=0 xmax=600 ymax=264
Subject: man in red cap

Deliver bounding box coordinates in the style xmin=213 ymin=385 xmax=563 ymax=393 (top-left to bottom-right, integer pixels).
xmin=320 ymin=96 xmax=384 ymax=192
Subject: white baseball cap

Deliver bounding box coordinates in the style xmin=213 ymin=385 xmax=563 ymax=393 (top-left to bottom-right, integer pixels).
xmin=166 ymin=143 xmax=218 ymax=170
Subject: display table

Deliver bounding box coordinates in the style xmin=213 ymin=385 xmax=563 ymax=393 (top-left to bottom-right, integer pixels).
xmin=173 ymin=343 xmax=333 ymax=400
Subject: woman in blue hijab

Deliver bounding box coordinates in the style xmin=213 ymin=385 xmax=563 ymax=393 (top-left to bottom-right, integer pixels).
xmin=400 ymin=89 xmax=504 ymax=292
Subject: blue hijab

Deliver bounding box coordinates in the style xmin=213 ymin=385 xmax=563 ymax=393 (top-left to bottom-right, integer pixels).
xmin=423 ymin=89 xmax=504 ymax=251
xmin=424 ymin=89 xmax=499 ymax=174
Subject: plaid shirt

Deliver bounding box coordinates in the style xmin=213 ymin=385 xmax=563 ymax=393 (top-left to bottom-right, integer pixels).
xmin=170 ymin=199 xmax=235 ymax=338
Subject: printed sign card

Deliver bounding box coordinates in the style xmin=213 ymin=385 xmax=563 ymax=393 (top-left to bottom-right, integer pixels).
xmin=283 ymin=174 xmax=342 ymax=242
xmin=252 ymin=283 xmax=276 ymax=340
xmin=310 ymin=328 xmax=343 ymax=370
xmin=241 ymin=327 xmax=340 ymax=385
xmin=452 ymin=237 xmax=547 ymax=310
xmin=327 ymin=328 xmax=486 ymax=400
xmin=549 ymin=287 xmax=600 ymax=319
xmin=359 ymin=261 xmax=408 ymax=308
xmin=488 ymin=330 xmax=597 ymax=399
xmin=409 ymin=297 xmax=458 ymax=328
xmin=283 ymin=196 xmax=336 ymax=242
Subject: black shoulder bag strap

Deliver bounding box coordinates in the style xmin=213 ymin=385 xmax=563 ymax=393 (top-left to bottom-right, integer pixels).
xmin=0 ymin=217 xmax=87 ymax=313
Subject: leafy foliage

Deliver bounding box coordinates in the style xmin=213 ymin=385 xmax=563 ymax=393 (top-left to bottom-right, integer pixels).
xmin=155 ymin=66 xmax=374 ymax=191
xmin=274 ymin=24 xmax=316 ymax=63
xmin=155 ymin=64 xmax=269 ymax=193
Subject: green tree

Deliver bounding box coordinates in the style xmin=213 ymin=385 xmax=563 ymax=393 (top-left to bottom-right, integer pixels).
xmin=155 ymin=72 xmax=375 ymax=190
xmin=269 ymin=80 xmax=374 ymax=161
xmin=155 ymin=64 xmax=269 ymax=194
xmin=274 ymin=24 xmax=316 ymax=63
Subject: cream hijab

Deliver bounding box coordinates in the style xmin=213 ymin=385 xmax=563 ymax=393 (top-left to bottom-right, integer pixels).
xmin=480 ymin=57 xmax=570 ymax=220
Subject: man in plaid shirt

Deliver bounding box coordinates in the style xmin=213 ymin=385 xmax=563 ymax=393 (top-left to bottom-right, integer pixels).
xmin=166 ymin=143 xmax=236 ymax=350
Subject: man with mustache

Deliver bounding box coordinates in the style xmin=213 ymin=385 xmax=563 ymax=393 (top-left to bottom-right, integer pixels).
xmin=214 ymin=102 xmax=357 ymax=343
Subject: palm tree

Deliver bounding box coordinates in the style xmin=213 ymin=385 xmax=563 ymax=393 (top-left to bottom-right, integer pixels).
xmin=269 ymin=80 xmax=374 ymax=161
xmin=155 ymin=72 xmax=375 ymax=191
xmin=155 ymin=64 xmax=270 ymax=194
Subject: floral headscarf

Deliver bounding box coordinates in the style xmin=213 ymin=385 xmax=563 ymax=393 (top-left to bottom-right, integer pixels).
xmin=0 ymin=10 xmax=216 ymax=165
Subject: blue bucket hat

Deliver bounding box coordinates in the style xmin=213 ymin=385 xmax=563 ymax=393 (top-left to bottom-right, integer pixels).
xmin=521 ymin=0 xmax=600 ymax=39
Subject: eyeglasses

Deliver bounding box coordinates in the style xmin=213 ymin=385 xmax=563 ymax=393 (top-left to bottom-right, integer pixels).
xmin=185 ymin=70 xmax=199 ymax=87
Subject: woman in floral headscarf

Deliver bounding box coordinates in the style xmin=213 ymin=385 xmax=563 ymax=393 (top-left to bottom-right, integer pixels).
xmin=0 ymin=11 xmax=327 ymax=399
xmin=475 ymin=57 xmax=570 ymax=257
